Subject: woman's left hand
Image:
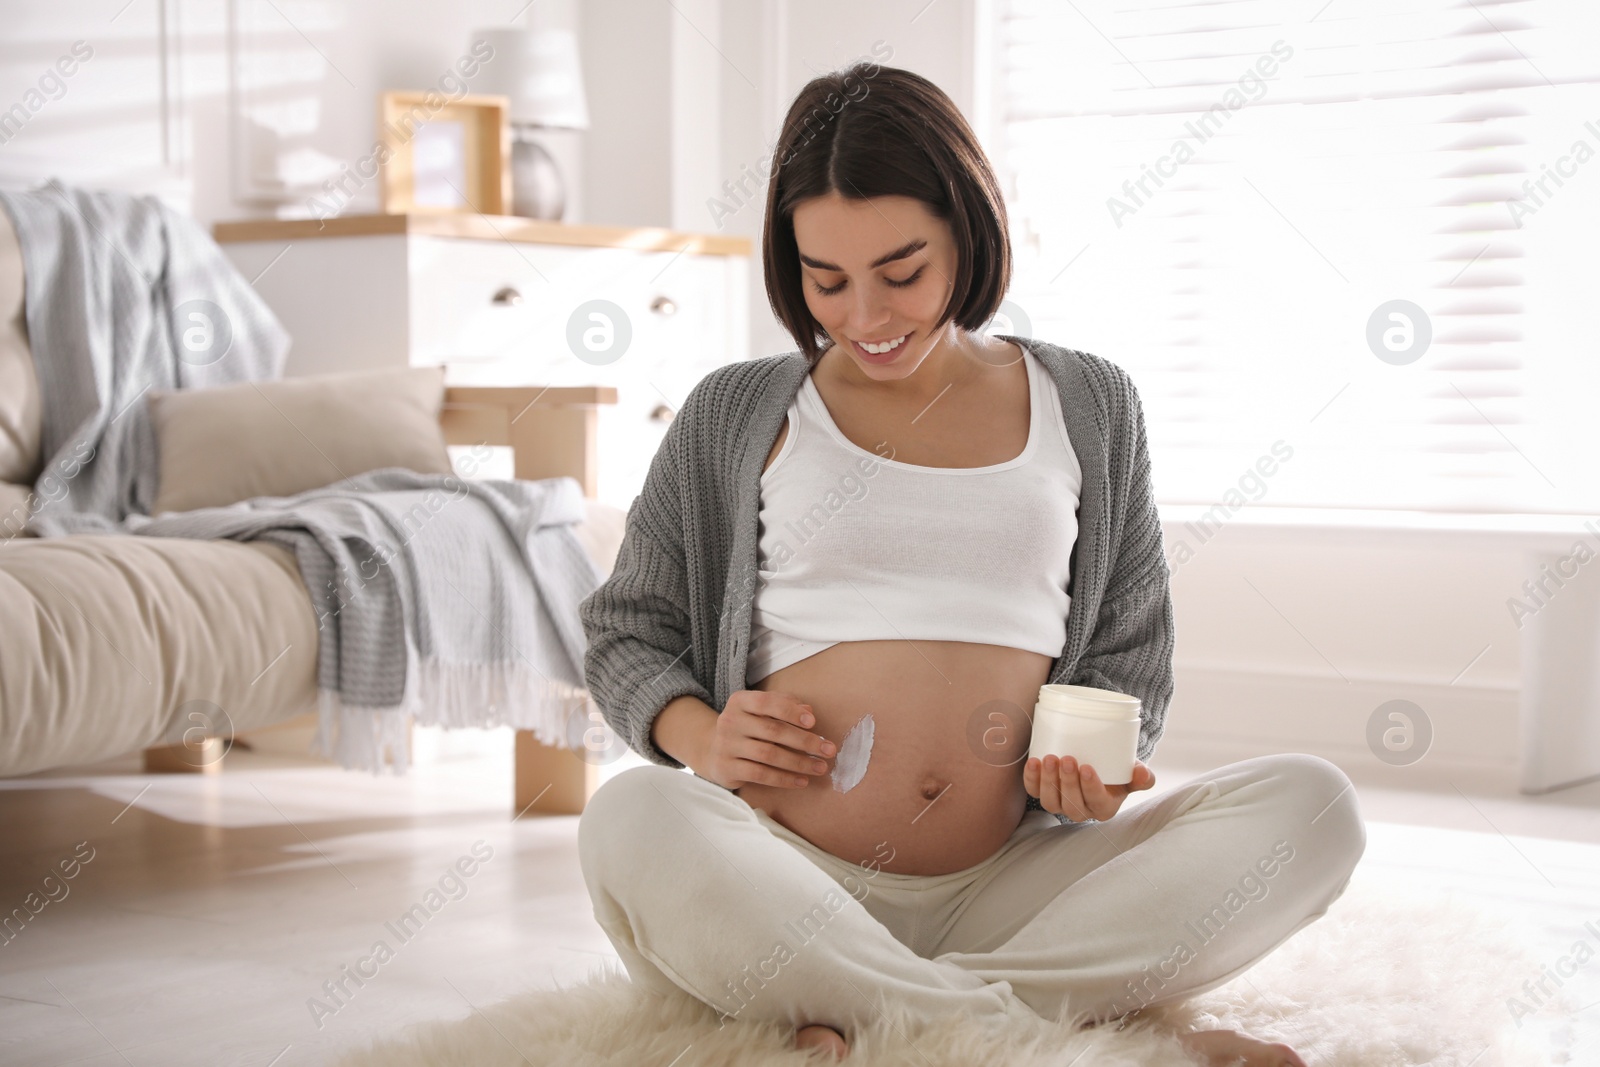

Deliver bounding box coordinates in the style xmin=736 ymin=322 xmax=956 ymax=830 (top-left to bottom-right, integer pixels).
xmin=1024 ymin=755 xmax=1155 ymax=822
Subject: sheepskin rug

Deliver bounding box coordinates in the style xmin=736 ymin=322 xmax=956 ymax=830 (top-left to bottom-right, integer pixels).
xmin=335 ymin=882 xmax=1571 ymax=1066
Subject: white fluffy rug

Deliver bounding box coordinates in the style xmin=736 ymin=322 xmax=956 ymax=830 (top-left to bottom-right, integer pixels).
xmin=335 ymin=882 xmax=1572 ymax=1066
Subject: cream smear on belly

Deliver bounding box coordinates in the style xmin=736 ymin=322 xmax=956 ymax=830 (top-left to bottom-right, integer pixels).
xmin=831 ymin=714 xmax=874 ymax=793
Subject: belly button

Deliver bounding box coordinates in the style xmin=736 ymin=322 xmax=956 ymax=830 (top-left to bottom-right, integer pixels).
xmin=919 ymin=777 xmax=948 ymax=802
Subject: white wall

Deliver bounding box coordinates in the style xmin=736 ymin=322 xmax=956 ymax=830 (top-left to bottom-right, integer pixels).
xmin=1160 ymin=522 xmax=1530 ymax=790
xmin=577 ymin=0 xmax=671 ymax=229
xmin=0 ymin=0 xmax=979 ymax=360
xmin=0 ymin=0 xmax=1573 ymax=793
xmin=0 ymin=0 xmax=586 ymax=222
xmin=724 ymin=0 xmax=1588 ymax=795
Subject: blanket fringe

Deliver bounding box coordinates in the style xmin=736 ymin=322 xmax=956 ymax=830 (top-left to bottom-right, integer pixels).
xmin=310 ymin=658 xmax=590 ymax=774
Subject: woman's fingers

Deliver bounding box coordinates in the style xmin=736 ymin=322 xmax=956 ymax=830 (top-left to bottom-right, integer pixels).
xmin=1052 ymin=755 xmax=1093 ymax=821
xmin=1025 ymin=756 xmax=1048 ymax=808
xmin=1027 ymin=757 xmax=1151 ymax=821
xmin=1032 ymin=756 xmax=1064 ymax=816
xmin=748 ymin=739 xmax=829 ymax=778
xmin=1131 ymin=760 xmax=1156 ymax=791
xmin=1044 ymin=756 xmax=1067 ymax=815
xmin=1078 ymin=763 xmax=1121 ymax=821
xmin=1024 ymin=756 xmax=1091 ymax=821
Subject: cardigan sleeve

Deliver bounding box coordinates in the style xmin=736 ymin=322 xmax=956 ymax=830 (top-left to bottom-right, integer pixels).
xmin=1068 ymin=370 xmax=1175 ymax=765
xmin=1025 ymin=364 xmax=1175 ymax=825
xmin=577 ymin=392 xmax=714 ymax=770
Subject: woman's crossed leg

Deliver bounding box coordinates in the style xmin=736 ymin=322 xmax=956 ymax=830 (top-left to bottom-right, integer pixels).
xmin=577 ymin=753 xmax=1365 ymax=1054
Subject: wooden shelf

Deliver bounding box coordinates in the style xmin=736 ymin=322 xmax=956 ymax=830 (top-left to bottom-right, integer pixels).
xmin=212 ymin=212 xmax=752 ymax=257
xmin=445 ymin=384 xmax=618 ymax=409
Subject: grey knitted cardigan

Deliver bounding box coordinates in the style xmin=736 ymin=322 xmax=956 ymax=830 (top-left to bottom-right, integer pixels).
xmin=578 ymin=334 xmax=1175 ymax=820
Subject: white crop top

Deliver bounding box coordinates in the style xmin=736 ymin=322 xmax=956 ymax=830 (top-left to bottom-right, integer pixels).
xmin=747 ymin=345 xmax=1083 ymax=687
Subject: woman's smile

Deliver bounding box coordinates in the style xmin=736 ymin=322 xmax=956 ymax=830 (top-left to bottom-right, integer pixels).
xmin=849 ymin=331 xmax=912 ymax=364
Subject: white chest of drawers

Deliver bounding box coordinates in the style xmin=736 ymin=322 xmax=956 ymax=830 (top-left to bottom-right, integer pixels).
xmin=215 ymin=214 xmax=751 ymax=512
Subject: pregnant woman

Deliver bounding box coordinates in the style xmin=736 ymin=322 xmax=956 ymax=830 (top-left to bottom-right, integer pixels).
xmin=578 ymin=62 xmax=1365 ymax=1064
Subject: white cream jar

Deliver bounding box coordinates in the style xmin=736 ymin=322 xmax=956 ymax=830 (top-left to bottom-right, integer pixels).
xmin=1027 ymin=684 xmax=1142 ymax=786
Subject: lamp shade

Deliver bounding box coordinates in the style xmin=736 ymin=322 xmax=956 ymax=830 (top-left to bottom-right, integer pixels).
xmin=470 ymin=27 xmax=590 ymax=130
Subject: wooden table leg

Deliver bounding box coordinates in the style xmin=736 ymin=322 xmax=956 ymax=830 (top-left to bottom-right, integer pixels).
xmin=143 ymin=736 xmax=228 ymax=774
xmin=514 ymin=730 xmax=600 ymax=816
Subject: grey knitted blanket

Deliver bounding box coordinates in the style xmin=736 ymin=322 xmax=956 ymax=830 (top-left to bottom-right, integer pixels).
xmin=124 ymin=468 xmax=603 ymax=772
xmin=1 ymin=181 xmax=602 ymax=771
xmin=0 ymin=179 xmax=288 ymax=535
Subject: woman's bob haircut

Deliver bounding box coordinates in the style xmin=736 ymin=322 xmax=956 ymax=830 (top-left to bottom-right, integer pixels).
xmin=762 ymin=61 xmax=1013 ymax=365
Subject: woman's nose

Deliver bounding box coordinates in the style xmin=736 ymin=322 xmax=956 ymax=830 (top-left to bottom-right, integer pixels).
xmin=847 ymin=288 xmax=890 ymax=333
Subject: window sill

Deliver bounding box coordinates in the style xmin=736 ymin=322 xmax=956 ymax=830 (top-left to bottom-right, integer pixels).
xmin=1158 ymin=504 xmax=1597 ymax=551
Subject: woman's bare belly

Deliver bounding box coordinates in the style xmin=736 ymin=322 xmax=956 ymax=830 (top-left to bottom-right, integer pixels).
xmin=736 ymin=640 xmax=1052 ymax=876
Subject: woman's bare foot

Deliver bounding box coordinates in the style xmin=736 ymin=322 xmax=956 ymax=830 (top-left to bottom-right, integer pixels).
xmin=794 ymin=1023 xmax=849 ymax=1059
xmin=1177 ymin=1027 xmax=1307 ymax=1066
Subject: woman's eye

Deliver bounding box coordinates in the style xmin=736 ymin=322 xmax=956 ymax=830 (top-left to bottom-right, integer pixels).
xmin=812 ymin=267 xmax=928 ymax=295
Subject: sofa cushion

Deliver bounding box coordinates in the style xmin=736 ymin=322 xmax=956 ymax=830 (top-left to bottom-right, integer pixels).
xmin=148 ymin=365 xmax=454 ymax=514
xmin=0 ymin=482 xmax=33 ymax=538
xmin=0 ymin=206 xmax=40 ymax=486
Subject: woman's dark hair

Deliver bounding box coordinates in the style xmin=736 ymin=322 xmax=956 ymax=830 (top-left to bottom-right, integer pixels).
xmin=762 ymin=61 xmax=1012 ymax=364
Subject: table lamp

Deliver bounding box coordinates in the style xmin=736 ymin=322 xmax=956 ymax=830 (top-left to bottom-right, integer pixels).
xmin=470 ymin=26 xmax=590 ymax=220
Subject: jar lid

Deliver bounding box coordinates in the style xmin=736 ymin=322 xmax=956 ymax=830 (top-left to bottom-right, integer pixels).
xmin=1035 ymin=683 xmax=1141 ymax=720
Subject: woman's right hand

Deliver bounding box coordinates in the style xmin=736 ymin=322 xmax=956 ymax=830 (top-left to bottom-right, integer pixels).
xmin=695 ymin=690 xmax=837 ymax=791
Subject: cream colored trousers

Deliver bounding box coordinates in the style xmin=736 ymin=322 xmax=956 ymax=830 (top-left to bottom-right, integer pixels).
xmin=578 ymin=753 xmax=1366 ymax=1035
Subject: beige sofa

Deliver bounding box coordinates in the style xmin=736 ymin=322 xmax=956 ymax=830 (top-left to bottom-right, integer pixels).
xmin=0 ymin=209 xmax=623 ymax=813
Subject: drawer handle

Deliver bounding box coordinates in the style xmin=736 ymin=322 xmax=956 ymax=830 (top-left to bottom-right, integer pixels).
xmin=650 ymin=403 xmax=676 ymax=423
xmin=492 ymin=287 xmax=524 ymax=306
xmin=650 ymin=295 xmax=677 ymax=316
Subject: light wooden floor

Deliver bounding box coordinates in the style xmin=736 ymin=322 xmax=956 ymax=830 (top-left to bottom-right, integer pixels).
xmin=1 ymin=735 xmax=1596 ymax=1066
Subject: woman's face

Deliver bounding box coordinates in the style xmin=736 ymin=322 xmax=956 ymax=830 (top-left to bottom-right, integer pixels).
xmin=791 ymin=191 xmax=960 ymax=382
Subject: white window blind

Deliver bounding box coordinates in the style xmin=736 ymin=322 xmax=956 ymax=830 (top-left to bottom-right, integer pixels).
xmin=995 ymin=0 xmax=1600 ymax=513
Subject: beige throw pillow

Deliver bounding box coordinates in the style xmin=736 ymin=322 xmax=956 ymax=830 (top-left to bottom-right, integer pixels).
xmin=0 ymin=207 xmax=42 ymax=485
xmin=149 ymin=366 xmax=453 ymax=514
xmin=0 ymin=482 xmax=33 ymax=538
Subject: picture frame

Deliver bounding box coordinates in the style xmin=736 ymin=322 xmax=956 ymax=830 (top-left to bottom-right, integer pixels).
xmin=378 ymin=91 xmax=511 ymax=215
